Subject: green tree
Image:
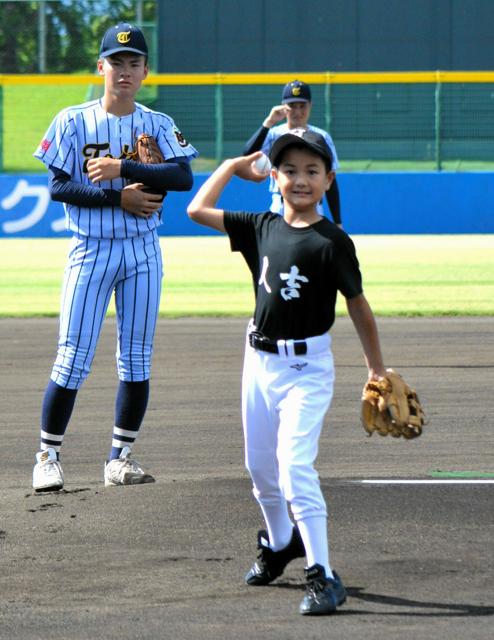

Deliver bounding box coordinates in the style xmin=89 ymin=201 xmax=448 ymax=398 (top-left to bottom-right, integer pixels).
xmin=0 ymin=0 xmax=157 ymax=73
xmin=1 ymin=2 xmax=38 ymax=72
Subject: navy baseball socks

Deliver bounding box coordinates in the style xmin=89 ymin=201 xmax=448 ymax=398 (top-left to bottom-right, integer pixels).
xmin=33 ymin=380 xmax=154 ymax=489
xmin=33 ymin=380 xmax=77 ymax=491
xmin=104 ymin=380 xmax=155 ymax=486
xmin=109 ymin=380 xmax=149 ymax=461
xmin=245 ymin=525 xmax=305 ymax=585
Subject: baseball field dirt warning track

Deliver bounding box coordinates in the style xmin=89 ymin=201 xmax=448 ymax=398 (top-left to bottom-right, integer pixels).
xmin=0 ymin=317 xmax=493 ymax=639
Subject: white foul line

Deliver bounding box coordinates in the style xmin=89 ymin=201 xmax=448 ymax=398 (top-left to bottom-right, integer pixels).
xmin=359 ymin=479 xmax=494 ymax=485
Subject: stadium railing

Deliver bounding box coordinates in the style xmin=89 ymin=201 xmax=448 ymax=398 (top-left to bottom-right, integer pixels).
xmin=1 ymin=70 xmax=494 ymax=172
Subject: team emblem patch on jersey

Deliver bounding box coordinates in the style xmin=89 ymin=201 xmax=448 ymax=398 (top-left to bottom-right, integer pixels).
xmin=174 ymin=127 xmax=189 ymax=147
xmin=40 ymin=139 xmax=51 ymax=152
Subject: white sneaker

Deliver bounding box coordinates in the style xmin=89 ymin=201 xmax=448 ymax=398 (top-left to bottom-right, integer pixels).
xmin=33 ymin=448 xmax=64 ymax=492
xmin=104 ymin=446 xmax=155 ymax=487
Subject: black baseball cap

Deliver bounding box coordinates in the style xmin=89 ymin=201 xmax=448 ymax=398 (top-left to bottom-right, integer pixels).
xmin=99 ymin=22 xmax=148 ymax=58
xmin=269 ymin=130 xmax=333 ymax=170
xmin=282 ymin=80 xmax=311 ymax=104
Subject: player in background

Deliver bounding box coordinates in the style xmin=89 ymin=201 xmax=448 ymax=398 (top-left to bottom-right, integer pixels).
xmin=243 ymin=79 xmax=343 ymax=227
xmin=187 ymin=131 xmax=387 ymax=615
xmin=32 ymin=22 xmax=197 ymax=491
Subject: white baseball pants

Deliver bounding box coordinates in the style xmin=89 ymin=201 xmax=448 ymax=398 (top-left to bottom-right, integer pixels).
xmin=241 ymin=326 xmax=335 ymax=524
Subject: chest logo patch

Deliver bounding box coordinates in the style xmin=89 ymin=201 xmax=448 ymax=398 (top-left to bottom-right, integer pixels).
xmin=259 ymin=258 xmax=309 ymax=300
xmin=280 ymin=265 xmax=308 ymax=300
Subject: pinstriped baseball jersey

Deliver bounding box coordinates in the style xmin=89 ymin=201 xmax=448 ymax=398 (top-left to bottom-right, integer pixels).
xmin=261 ymin=124 xmax=338 ymax=214
xmin=34 ymin=98 xmax=198 ymax=239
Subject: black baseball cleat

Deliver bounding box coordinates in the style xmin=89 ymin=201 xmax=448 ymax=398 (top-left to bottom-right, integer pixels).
xmin=244 ymin=526 xmax=305 ymax=586
xmin=299 ymin=563 xmax=347 ymax=615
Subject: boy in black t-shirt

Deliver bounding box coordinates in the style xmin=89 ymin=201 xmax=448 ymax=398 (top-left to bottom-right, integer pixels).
xmin=187 ymin=131 xmax=387 ymax=616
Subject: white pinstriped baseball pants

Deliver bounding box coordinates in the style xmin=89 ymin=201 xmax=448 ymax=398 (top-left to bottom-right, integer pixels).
xmin=51 ymin=231 xmax=163 ymax=389
xmin=241 ymin=325 xmax=335 ymax=523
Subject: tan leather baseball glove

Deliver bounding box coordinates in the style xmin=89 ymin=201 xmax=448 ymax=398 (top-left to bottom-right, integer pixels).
xmin=361 ymin=369 xmax=426 ymax=439
xmin=134 ymin=133 xmax=166 ymax=164
xmin=130 ymin=133 xmax=167 ymax=197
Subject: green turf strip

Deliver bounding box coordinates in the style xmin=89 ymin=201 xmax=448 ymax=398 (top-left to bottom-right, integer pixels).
xmin=430 ymin=470 xmax=494 ymax=478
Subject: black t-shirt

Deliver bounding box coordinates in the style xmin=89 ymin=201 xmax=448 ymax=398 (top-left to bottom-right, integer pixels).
xmin=224 ymin=211 xmax=363 ymax=340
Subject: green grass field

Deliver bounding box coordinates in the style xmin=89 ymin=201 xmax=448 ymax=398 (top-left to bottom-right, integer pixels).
xmin=0 ymin=235 xmax=492 ymax=317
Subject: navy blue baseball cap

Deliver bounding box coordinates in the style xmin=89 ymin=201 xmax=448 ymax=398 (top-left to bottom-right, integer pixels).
xmin=269 ymin=130 xmax=333 ymax=169
xmin=282 ymin=80 xmax=312 ymax=104
xmin=99 ymin=22 xmax=148 ymax=58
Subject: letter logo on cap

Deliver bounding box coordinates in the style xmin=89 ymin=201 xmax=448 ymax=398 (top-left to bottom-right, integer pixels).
xmin=292 ymin=86 xmax=301 ymax=96
xmin=117 ymin=31 xmax=131 ymax=44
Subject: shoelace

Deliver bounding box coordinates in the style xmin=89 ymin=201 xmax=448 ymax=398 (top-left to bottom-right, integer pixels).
xmin=121 ymin=457 xmax=143 ymax=473
xmin=256 ymin=544 xmax=274 ymax=567
xmin=40 ymin=460 xmax=61 ymax=480
xmin=41 ymin=458 xmax=58 ymax=468
xmin=307 ymin=576 xmax=329 ymax=595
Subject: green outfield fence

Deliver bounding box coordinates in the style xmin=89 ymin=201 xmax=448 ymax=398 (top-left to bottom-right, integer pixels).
xmin=2 ymin=71 xmax=494 ymax=172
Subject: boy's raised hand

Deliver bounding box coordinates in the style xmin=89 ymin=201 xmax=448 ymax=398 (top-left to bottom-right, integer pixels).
xmin=187 ymin=153 xmax=269 ymax=233
xmin=233 ymin=152 xmax=272 ymax=182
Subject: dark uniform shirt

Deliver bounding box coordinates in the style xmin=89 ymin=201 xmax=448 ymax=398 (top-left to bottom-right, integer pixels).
xmin=224 ymin=211 xmax=363 ymax=340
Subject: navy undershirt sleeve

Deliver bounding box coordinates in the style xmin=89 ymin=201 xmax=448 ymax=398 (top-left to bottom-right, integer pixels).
xmin=120 ymin=158 xmax=193 ymax=191
xmin=49 ymin=157 xmax=193 ymax=207
xmin=243 ymin=126 xmax=270 ymax=155
xmin=49 ymin=166 xmax=121 ymax=207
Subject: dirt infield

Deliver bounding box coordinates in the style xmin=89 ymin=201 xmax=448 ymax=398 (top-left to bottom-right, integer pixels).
xmin=1 ymin=317 xmax=493 ymax=639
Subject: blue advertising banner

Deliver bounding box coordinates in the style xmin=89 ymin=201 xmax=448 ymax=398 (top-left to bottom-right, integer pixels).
xmin=1 ymin=172 xmax=493 ymax=237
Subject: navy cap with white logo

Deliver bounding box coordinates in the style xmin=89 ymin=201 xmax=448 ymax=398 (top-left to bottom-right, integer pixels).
xmin=281 ymin=80 xmax=312 ymax=104
xmin=99 ymin=22 xmax=148 ymax=58
xmin=269 ymin=130 xmax=333 ymax=170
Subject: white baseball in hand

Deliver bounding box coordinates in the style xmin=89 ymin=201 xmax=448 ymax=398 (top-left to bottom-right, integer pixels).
xmin=252 ymin=153 xmax=272 ymax=176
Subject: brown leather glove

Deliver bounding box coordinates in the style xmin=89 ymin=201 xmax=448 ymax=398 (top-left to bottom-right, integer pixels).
xmin=361 ymin=369 xmax=426 ymax=439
